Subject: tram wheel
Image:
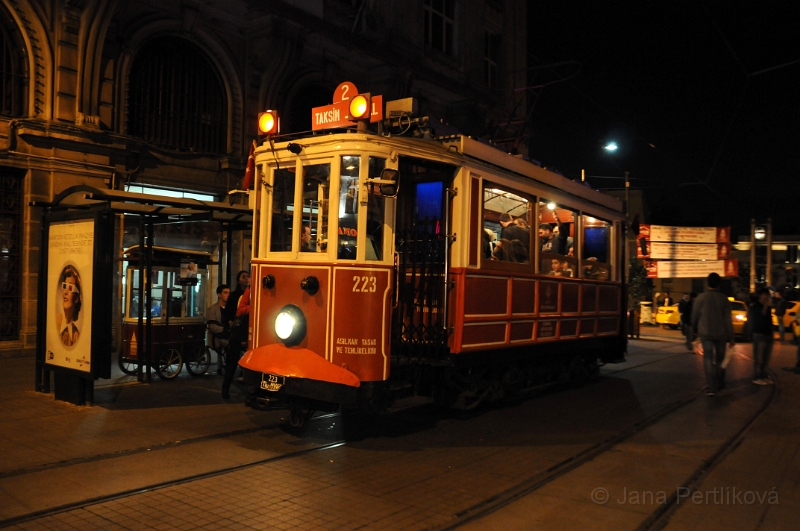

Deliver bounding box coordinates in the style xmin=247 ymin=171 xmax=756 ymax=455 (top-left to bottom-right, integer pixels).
xmin=185 ymin=346 xmax=211 ymax=377
xmin=117 ymin=353 xmax=138 ymax=376
xmin=156 ymin=348 xmax=183 ymax=380
xmin=289 ymin=408 xmax=314 ymax=428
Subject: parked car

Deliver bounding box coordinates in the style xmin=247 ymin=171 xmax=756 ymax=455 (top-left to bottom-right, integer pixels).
xmin=656 ymin=303 xmax=681 ymax=329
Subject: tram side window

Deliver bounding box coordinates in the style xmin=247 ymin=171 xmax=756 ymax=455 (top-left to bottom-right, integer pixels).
xmin=366 ymin=157 xmax=386 ymax=261
xmin=270 ymin=168 xmax=296 ymax=253
xmin=539 ymin=200 xmax=576 ymax=276
xmin=483 ymin=184 xmax=530 ymax=263
xmin=582 ymin=216 xmax=611 ymax=281
xmin=301 ymin=163 xmax=330 ymax=254
xmin=338 ymin=156 xmax=359 ymax=259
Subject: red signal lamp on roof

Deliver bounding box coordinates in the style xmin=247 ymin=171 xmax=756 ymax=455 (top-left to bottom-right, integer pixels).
xmin=258 ymin=110 xmax=279 ymax=136
xmin=346 ymin=93 xmax=371 ymax=120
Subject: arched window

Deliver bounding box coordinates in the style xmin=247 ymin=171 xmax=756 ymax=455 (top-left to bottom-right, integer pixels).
xmin=128 ymin=37 xmax=227 ymax=154
xmin=0 ymin=8 xmax=27 ymax=117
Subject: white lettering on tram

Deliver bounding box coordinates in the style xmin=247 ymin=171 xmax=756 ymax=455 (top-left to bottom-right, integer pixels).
xmin=315 ymin=108 xmax=340 ymax=125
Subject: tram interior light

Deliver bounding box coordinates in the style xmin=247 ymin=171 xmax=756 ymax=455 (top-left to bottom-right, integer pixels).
xmin=755 ymin=227 xmax=766 ymax=240
xmin=347 ymin=93 xmax=371 ymax=120
xmin=547 ymin=202 xmax=556 ymax=211
xmin=258 ymin=110 xmax=280 ymax=136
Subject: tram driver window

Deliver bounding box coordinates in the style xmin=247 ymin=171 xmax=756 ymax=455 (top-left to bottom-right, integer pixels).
xmin=581 ymin=216 xmax=611 ymax=281
xmin=270 ymin=168 xmax=296 ymax=253
xmin=300 ymin=163 xmax=330 ymax=254
xmin=482 ymin=185 xmax=530 ymax=263
xmin=539 ymin=201 xmax=576 ymax=275
xmin=366 ymin=157 xmax=387 ymax=261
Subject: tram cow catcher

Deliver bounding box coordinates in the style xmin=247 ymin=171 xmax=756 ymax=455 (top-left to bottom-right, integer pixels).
xmin=239 ymin=84 xmax=627 ymax=423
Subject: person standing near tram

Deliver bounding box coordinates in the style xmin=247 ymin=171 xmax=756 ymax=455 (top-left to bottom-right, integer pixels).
xmin=691 ymin=273 xmax=735 ymax=397
xmin=222 ymin=270 xmax=250 ymax=399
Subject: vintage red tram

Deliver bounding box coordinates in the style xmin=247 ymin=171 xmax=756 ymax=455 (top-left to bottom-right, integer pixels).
xmin=239 ymin=90 xmax=627 ymax=422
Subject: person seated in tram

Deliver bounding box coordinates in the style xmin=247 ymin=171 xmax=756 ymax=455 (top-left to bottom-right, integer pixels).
xmin=583 ymin=257 xmax=609 ymax=280
xmin=300 ymin=225 xmax=313 ymax=252
xmin=492 ymin=239 xmax=518 ymax=262
xmin=548 ymin=258 xmax=573 ymax=277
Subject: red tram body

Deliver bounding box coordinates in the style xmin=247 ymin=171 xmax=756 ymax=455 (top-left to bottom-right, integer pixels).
xmin=239 ymin=96 xmax=627 ymax=419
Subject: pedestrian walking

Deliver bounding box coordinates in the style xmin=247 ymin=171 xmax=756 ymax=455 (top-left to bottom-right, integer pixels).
xmin=678 ymin=292 xmax=696 ymax=351
xmin=748 ymin=288 xmax=774 ymax=385
xmin=691 ymin=273 xmax=735 ymax=396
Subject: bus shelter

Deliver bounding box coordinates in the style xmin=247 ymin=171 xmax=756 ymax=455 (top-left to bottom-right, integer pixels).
xmin=32 ymin=185 xmax=252 ymax=405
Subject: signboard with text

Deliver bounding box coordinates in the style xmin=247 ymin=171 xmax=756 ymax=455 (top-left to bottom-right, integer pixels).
xmin=42 ymin=210 xmax=113 ymax=379
xmin=639 ymin=225 xmax=730 ymax=243
xmin=637 ymin=241 xmax=732 ymax=260
xmin=311 ymin=82 xmax=384 ymax=131
xmin=645 ymin=259 xmax=738 ymax=279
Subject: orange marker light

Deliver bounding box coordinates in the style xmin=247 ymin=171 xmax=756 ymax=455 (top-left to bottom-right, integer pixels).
xmin=258 ymin=110 xmax=279 ymax=135
xmin=348 ymin=94 xmax=370 ymax=120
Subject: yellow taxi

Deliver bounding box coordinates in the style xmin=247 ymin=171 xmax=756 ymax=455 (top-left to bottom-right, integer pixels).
xmin=656 ymin=303 xmax=681 ymax=329
xmin=771 ymin=300 xmax=800 ymax=333
xmin=729 ymin=299 xmax=748 ymax=337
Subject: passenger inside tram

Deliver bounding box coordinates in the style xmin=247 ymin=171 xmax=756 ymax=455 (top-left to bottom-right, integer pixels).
xmin=548 ymin=258 xmax=573 ymax=277
xmin=300 ymin=225 xmax=313 ymax=252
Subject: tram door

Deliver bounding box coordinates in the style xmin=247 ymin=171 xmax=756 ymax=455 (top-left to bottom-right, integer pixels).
xmin=391 ymin=157 xmax=456 ymax=362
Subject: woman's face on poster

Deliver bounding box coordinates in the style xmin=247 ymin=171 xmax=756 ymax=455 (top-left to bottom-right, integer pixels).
xmin=62 ymin=276 xmax=78 ymax=315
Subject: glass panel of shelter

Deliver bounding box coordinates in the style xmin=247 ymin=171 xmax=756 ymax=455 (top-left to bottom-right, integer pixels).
xmin=539 ymin=200 xmax=576 ymax=277
xmin=482 ymin=184 xmax=531 ymax=264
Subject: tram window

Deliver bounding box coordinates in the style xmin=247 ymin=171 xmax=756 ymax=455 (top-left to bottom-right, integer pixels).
xmin=338 ymin=156 xmax=359 ymax=259
xmin=582 ymin=216 xmax=611 ymax=280
xmin=539 ymin=200 xmax=576 ymax=272
xmin=270 ymin=168 xmax=296 ymax=253
xmin=366 ymin=157 xmax=387 ymax=261
xmin=483 ymin=184 xmax=530 ymax=263
xmin=301 ymin=163 xmax=330 ymax=254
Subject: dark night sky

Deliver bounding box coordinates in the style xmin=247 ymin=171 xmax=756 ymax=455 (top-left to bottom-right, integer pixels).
xmin=526 ymin=1 xmax=800 ymax=236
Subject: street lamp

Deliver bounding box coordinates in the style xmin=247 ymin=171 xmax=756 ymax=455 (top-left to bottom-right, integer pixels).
xmin=604 ymin=141 xmax=618 ymax=152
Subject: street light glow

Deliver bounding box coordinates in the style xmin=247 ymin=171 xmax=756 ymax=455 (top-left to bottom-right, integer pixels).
xmin=604 ymin=142 xmax=618 ymax=152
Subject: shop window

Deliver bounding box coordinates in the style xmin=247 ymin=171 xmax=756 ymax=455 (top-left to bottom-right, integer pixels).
xmin=581 ymin=215 xmax=611 ymax=280
xmin=539 ymin=200 xmax=575 ymax=275
xmin=128 ymin=37 xmax=227 ymax=154
xmin=270 ymin=168 xmax=296 ymax=253
xmin=483 ymin=184 xmax=530 ymax=263
xmin=300 ymin=163 xmax=330 ymax=254
xmin=424 ymin=0 xmax=456 ymax=56
xmin=0 ymin=9 xmax=26 ymax=117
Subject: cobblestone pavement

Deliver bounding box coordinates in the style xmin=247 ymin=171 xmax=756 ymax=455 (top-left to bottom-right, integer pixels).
xmin=1 ymin=337 xmax=798 ymax=531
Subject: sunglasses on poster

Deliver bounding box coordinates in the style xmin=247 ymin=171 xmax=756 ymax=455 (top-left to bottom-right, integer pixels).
xmin=62 ymin=282 xmax=80 ymax=294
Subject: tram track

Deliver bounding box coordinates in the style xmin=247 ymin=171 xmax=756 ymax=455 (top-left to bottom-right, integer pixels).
xmin=427 ymin=356 xmax=778 ymax=531
xmin=0 ymin=411 xmax=339 ymax=481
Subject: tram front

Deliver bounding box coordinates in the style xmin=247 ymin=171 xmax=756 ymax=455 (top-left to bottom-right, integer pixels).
xmin=239 ymin=135 xmax=401 ymax=420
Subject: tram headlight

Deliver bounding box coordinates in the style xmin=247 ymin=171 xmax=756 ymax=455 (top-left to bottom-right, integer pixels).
xmin=275 ymin=304 xmax=306 ymax=346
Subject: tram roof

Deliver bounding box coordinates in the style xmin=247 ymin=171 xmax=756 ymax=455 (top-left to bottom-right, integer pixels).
xmin=258 ymin=131 xmax=624 ymax=215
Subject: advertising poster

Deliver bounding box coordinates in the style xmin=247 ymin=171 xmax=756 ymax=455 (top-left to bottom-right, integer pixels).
xmin=645 ymin=259 xmax=738 ymax=279
xmin=639 ymin=225 xmax=730 ymax=243
xmin=45 ymin=220 xmax=94 ymax=372
xmin=637 ymin=242 xmax=732 ymax=260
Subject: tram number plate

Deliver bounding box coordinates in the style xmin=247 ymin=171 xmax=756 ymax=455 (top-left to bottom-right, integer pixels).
xmin=260 ymin=374 xmax=285 ymax=392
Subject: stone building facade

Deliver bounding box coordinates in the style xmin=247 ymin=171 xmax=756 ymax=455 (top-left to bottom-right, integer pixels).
xmin=0 ymin=0 xmax=528 ymax=354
